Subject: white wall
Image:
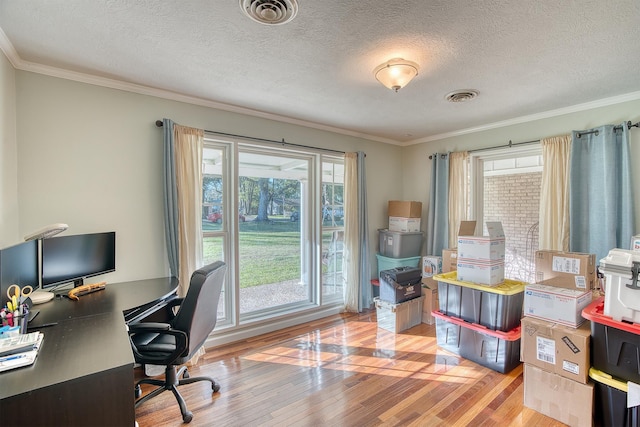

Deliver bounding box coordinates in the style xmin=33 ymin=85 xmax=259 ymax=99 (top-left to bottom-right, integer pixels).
xmin=12 ymin=71 xmax=403 ymax=282
xmin=0 ymin=50 xmax=19 ymax=247
xmin=401 ymin=98 xmax=640 ymax=249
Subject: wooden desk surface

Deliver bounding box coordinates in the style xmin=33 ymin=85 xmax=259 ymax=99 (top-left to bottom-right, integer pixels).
xmin=0 ymin=276 xmax=178 ymax=422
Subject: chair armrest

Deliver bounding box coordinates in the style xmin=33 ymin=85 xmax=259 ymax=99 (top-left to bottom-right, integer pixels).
xmin=127 ymin=322 xmax=171 ymax=333
xmin=128 ymin=324 xmax=189 ymax=364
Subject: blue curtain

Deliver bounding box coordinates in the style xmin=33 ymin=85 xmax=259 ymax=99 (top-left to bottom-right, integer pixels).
xmin=426 ymin=153 xmax=449 ymax=255
xmin=357 ymin=152 xmax=371 ymax=311
xmin=569 ymin=124 xmax=635 ymax=261
xmin=162 ymin=118 xmax=179 ymax=278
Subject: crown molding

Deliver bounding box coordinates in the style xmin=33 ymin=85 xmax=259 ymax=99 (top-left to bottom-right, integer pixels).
xmin=0 ymin=28 xmax=399 ymax=146
xmin=404 ymin=90 xmax=640 ymax=146
xmin=2 ymin=26 xmax=638 ymax=148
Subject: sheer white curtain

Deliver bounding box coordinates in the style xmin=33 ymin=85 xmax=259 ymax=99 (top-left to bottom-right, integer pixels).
xmin=173 ymin=124 xmax=204 ymax=297
xmin=448 ymin=151 xmax=468 ymax=248
xmin=342 ymin=152 xmax=370 ymax=312
xmin=539 ymin=135 xmax=571 ymax=251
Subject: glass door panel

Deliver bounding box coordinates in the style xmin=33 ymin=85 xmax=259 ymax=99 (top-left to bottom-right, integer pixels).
xmin=237 ymin=150 xmax=311 ymax=316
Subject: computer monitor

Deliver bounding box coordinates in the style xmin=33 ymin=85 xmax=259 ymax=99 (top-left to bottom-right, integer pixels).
xmin=0 ymin=240 xmax=39 ymax=306
xmin=41 ymin=232 xmax=116 ymax=288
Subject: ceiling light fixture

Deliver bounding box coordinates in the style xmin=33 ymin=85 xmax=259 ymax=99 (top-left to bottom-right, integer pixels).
xmin=240 ymin=0 xmax=298 ymax=25
xmin=373 ymin=58 xmax=419 ymax=92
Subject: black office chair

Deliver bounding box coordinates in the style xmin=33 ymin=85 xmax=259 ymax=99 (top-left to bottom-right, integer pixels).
xmin=128 ymin=261 xmax=226 ymax=423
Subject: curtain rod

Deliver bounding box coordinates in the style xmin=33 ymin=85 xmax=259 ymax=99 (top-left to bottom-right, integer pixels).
xmin=575 ymin=120 xmax=640 ymax=138
xmin=429 ymin=137 xmax=541 ymax=158
xmin=432 ymin=120 xmax=640 ymax=158
xmin=155 ymin=120 xmax=345 ymax=155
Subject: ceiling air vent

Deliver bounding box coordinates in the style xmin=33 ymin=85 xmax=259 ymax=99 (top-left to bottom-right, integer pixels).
xmin=240 ymin=0 xmax=298 ymax=25
xmin=445 ymin=90 xmax=479 ymax=103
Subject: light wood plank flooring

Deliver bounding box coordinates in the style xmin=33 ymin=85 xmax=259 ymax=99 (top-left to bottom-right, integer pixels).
xmin=134 ymin=310 xmax=566 ymax=426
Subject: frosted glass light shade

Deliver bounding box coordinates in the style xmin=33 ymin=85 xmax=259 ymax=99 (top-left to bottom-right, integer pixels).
xmin=374 ymin=58 xmax=419 ymax=92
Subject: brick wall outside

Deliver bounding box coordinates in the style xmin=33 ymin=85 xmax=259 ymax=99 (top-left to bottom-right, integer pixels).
xmin=484 ymin=172 xmax=541 ymax=282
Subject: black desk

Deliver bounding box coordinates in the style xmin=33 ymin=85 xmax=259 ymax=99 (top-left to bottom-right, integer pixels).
xmin=0 ymin=277 xmax=178 ymax=427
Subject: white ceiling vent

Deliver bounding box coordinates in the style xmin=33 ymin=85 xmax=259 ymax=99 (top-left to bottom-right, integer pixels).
xmin=445 ymin=90 xmax=479 ymax=103
xmin=240 ymin=0 xmax=298 ymax=25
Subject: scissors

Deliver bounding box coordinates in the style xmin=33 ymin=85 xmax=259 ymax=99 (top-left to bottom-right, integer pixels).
xmin=6 ymin=284 xmax=33 ymax=312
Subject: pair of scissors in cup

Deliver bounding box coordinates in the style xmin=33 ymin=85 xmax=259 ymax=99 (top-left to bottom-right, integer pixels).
xmin=6 ymin=284 xmax=33 ymax=312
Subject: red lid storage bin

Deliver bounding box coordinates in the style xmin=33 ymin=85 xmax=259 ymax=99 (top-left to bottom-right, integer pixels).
xmin=583 ymin=297 xmax=640 ymax=384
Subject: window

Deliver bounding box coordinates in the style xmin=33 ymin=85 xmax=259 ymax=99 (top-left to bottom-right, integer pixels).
xmin=469 ymin=145 xmax=542 ymax=282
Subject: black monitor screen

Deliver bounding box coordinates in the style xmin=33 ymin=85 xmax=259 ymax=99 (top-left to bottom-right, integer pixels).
xmin=0 ymin=240 xmax=39 ymax=306
xmin=42 ymin=232 xmax=116 ymax=288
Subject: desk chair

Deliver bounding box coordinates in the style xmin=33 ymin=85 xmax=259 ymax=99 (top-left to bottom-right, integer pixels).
xmin=128 ymin=261 xmax=226 ymax=423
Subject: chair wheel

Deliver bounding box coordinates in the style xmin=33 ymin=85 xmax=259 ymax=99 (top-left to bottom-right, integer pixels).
xmin=183 ymin=370 xmax=190 ymax=379
xmin=182 ymin=411 xmax=193 ymax=423
xmin=212 ymin=381 xmax=221 ymax=393
xmin=134 ymin=385 xmax=142 ymax=399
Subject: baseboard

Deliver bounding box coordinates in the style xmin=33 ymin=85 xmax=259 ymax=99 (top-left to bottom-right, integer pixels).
xmin=204 ymin=304 xmax=343 ymax=348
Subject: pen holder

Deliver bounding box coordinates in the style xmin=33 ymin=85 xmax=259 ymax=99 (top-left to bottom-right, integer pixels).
xmin=13 ymin=306 xmax=30 ymax=334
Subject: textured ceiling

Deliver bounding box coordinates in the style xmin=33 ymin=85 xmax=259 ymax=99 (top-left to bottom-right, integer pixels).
xmin=1 ymin=0 xmax=639 ymax=144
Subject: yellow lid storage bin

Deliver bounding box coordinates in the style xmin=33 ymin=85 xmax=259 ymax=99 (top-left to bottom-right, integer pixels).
xmin=433 ymin=271 xmax=526 ymax=332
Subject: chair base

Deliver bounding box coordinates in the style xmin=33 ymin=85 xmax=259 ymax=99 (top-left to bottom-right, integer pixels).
xmin=135 ymin=365 xmax=220 ymax=424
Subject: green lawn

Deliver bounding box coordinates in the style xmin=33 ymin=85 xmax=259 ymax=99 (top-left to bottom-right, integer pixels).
xmin=202 ymin=217 xmax=336 ymax=287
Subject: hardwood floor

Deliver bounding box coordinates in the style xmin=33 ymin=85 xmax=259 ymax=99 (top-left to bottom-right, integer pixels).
xmin=134 ymin=310 xmax=566 ymax=427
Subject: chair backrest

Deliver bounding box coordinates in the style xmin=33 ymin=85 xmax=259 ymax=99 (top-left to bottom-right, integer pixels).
xmin=172 ymin=261 xmax=226 ymax=357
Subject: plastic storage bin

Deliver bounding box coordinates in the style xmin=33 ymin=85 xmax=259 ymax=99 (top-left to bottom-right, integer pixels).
xmin=378 ymin=229 xmax=423 ymax=258
xmin=432 ymin=310 xmax=521 ymax=373
xmin=376 ymin=254 xmax=421 ymax=277
xmin=583 ymin=297 xmax=640 ymax=384
xmin=379 ymin=267 xmax=422 ymax=303
xmin=600 ymin=248 xmax=640 ymax=323
xmin=589 ymin=367 xmax=640 ymax=427
xmin=434 ymin=271 xmax=525 ymax=332
xmin=375 ymin=296 xmax=424 ymax=333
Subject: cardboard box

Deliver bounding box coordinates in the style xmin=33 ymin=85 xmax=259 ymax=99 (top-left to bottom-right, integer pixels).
xmin=457 ymin=221 xmax=505 ymax=261
xmin=456 ymin=258 xmax=505 ymax=286
xmin=523 ymin=364 xmax=594 ymax=427
xmin=442 ymin=249 xmax=457 ymax=273
xmin=422 ymin=256 xmax=442 ymax=278
xmin=521 ymin=316 xmax=591 ymax=384
xmin=388 ymin=200 xmax=422 ymax=218
xmin=535 ymin=250 xmax=596 ymax=291
xmin=388 ymin=217 xmax=421 ymax=232
xmin=523 ymin=284 xmax=592 ymax=328
xmin=421 ymin=277 xmax=439 ymax=324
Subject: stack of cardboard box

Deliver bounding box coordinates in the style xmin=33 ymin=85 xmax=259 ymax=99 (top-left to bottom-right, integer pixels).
xmin=521 ymin=250 xmax=597 ymax=427
xmin=456 ymin=221 xmax=505 ymax=286
xmin=420 ymin=256 xmax=441 ymax=325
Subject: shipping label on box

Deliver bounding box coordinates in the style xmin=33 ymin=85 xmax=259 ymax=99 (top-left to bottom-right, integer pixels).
xmin=521 ymin=316 xmax=591 ymax=384
xmin=456 ymin=258 xmax=505 ymax=286
xmin=523 ymin=284 xmax=592 ymax=327
xmin=422 ymin=256 xmax=442 ymax=278
xmin=523 ymin=364 xmax=594 ymax=427
xmin=535 ymin=250 xmax=596 ymax=290
xmin=388 ymin=200 xmax=422 ymax=218
xmin=457 ymin=221 xmax=505 ymax=261
xmin=442 ymin=248 xmax=457 ymax=273
xmin=389 ymin=217 xmax=421 ymax=232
